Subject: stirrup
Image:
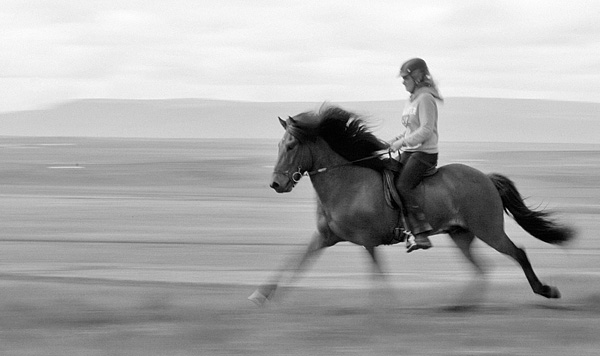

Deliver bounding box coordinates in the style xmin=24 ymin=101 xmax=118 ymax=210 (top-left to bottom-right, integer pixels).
xmin=394 ymin=227 xmax=411 ymax=243
xmin=406 ymin=234 xmax=432 ymax=253
xmin=404 ymin=231 xmax=415 ymax=247
xmin=385 ymin=228 xmax=411 ymax=245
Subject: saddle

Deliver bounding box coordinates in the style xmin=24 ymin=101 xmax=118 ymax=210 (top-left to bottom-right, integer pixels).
xmin=381 ymin=158 xmax=438 ymax=210
xmin=380 ymin=158 xmax=437 ymax=244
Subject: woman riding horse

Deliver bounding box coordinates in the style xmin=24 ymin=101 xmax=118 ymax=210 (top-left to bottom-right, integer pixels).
xmin=389 ymin=58 xmax=443 ymax=252
xmin=249 ymin=104 xmax=574 ymax=306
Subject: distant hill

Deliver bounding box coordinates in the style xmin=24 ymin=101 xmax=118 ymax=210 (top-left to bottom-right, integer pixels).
xmin=0 ymin=97 xmax=598 ymax=143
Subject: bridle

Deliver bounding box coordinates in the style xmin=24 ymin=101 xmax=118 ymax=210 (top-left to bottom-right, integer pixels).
xmin=272 ymin=137 xmax=311 ymax=184
xmin=275 ymin=166 xmax=305 ymax=184
xmin=274 ymin=137 xmax=390 ymax=184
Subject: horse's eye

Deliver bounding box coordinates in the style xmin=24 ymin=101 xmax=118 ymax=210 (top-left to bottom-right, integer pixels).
xmin=286 ymin=141 xmax=296 ymax=151
xmin=284 ymin=136 xmax=297 ymax=151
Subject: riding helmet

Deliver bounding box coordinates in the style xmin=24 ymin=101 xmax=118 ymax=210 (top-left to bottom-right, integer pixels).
xmin=399 ymin=58 xmax=429 ymax=77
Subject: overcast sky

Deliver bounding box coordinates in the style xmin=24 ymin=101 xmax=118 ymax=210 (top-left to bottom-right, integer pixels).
xmin=1 ymin=0 xmax=599 ymax=112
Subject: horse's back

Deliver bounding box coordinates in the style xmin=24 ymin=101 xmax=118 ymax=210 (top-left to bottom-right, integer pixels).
xmin=431 ymin=163 xmax=494 ymax=186
xmin=419 ymin=163 xmax=504 ymax=231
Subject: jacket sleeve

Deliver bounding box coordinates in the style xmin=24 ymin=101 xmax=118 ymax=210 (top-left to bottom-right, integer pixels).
xmin=403 ymin=94 xmax=437 ymax=147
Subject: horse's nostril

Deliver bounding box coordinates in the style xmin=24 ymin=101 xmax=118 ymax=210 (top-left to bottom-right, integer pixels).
xmin=270 ymin=182 xmax=279 ymax=189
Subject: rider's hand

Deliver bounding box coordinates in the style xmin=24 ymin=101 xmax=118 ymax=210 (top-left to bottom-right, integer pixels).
xmin=389 ymin=138 xmax=404 ymax=153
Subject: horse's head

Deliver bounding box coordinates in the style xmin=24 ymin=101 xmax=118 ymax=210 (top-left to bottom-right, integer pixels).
xmin=270 ymin=114 xmax=316 ymax=193
xmin=270 ymin=105 xmax=387 ymax=193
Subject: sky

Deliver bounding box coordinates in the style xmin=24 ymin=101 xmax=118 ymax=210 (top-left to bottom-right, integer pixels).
xmin=1 ymin=0 xmax=599 ymax=112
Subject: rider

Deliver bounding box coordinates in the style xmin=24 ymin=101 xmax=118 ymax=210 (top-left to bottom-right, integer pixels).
xmin=389 ymin=58 xmax=443 ymax=253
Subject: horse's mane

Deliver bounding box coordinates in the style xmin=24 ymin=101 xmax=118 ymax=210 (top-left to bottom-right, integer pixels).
xmin=290 ymin=105 xmax=388 ymax=171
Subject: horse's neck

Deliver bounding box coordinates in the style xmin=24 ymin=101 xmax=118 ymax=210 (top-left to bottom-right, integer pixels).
xmin=308 ymin=141 xmax=375 ymax=205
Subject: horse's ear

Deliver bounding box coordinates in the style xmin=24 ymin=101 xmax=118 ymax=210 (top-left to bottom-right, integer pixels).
xmin=278 ymin=116 xmax=287 ymax=129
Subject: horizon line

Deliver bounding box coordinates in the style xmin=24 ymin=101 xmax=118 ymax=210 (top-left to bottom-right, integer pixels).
xmin=5 ymin=95 xmax=600 ymax=114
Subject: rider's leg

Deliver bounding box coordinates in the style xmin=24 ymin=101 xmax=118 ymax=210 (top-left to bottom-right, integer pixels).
xmin=403 ymin=193 xmax=433 ymax=252
xmin=398 ymin=152 xmax=437 ymax=252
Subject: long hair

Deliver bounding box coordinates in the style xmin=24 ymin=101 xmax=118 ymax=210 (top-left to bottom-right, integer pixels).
xmin=415 ymin=73 xmax=443 ymax=101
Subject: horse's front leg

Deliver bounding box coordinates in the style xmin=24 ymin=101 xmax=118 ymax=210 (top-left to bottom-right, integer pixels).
xmin=365 ymin=245 xmax=385 ymax=277
xmin=248 ymin=231 xmax=327 ymax=306
xmin=364 ymin=245 xmax=397 ymax=307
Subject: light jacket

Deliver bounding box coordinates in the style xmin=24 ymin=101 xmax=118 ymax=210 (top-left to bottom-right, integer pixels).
xmin=399 ymin=86 xmax=441 ymax=154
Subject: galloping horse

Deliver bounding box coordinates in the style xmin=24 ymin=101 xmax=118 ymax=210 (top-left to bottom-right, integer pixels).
xmin=249 ymin=105 xmax=574 ymax=306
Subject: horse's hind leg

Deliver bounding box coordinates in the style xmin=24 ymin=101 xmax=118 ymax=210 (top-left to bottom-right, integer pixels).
xmin=449 ymin=229 xmax=487 ymax=307
xmin=450 ymin=229 xmax=483 ymax=275
xmin=478 ymin=230 xmax=560 ymax=299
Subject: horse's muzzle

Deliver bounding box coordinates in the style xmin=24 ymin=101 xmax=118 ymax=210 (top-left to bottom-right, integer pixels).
xmin=270 ymin=174 xmax=294 ymax=193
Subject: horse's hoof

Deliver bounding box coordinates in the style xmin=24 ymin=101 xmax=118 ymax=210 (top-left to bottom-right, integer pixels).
xmin=547 ymin=286 xmax=561 ymax=299
xmin=539 ymin=285 xmax=561 ymax=299
xmin=248 ymin=289 xmax=268 ymax=306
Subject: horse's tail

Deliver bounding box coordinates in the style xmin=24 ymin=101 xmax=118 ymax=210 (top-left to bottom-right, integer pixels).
xmin=488 ymin=173 xmax=575 ymax=245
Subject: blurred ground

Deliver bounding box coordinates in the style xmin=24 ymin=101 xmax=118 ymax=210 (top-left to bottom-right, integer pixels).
xmin=0 ymin=137 xmax=599 ymax=355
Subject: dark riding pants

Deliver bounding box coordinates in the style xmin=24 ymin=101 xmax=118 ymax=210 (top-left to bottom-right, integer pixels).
xmin=398 ymin=151 xmax=438 ymax=234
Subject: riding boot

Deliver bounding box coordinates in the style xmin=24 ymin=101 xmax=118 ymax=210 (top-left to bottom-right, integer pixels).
xmin=404 ymin=203 xmax=433 ymax=253
xmin=406 ymin=231 xmax=432 ymax=253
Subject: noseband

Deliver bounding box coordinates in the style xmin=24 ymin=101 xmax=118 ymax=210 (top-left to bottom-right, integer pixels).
xmin=274 ymin=142 xmax=311 ymax=184
xmin=274 ymin=166 xmax=305 ymax=183
xmin=273 ymin=129 xmax=314 ymax=184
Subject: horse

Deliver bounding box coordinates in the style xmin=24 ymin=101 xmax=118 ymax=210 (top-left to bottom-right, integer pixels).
xmin=248 ymin=105 xmax=574 ymax=306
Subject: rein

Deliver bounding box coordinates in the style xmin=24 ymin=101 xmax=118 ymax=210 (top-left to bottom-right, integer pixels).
xmin=306 ymin=150 xmax=390 ymax=176
xmin=280 ymin=149 xmax=391 ymax=183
